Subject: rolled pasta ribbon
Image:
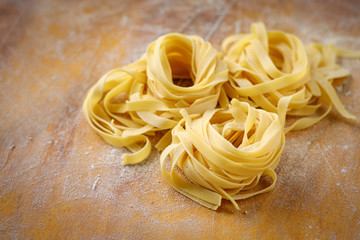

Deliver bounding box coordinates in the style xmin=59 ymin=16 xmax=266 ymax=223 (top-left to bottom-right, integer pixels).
xmin=83 ymin=33 xmax=228 ymax=164
xmin=145 ymin=33 xmax=229 ymax=114
xmin=83 ymin=59 xmax=153 ymax=165
xmin=160 ymin=99 xmax=285 ymax=210
xmin=222 ymin=22 xmax=358 ymax=132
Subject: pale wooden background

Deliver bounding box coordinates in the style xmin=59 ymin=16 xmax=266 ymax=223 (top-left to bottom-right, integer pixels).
xmin=1 ymin=0 xmax=359 ymax=239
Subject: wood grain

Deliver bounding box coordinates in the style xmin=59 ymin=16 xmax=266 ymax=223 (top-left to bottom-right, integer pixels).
xmin=1 ymin=0 xmax=359 ymax=239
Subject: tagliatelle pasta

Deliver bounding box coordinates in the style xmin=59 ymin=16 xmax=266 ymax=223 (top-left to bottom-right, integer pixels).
xmin=222 ymin=23 xmax=359 ymax=132
xmin=83 ymin=33 xmax=228 ymax=164
xmin=160 ymin=99 xmax=285 ymax=210
xmin=83 ymin=23 xmax=358 ymax=210
xmin=146 ymin=33 xmax=229 ymax=112
xmin=83 ymin=59 xmax=152 ymax=165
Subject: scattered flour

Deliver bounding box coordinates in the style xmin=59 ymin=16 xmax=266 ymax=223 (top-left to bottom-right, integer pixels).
xmin=1 ymin=0 xmax=359 ymax=239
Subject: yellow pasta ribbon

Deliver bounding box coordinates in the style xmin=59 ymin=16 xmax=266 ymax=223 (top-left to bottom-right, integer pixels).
xmin=83 ymin=24 xmax=358 ymax=210
xmin=146 ymin=33 xmax=229 ymax=114
xmin=160 ymin=99 xmax=285 ymax=210
xmin=83 ymin=33 xmax=228 ymax=164
xmin=83 ymin=59 xmax=153 ymax=165
xmin=222 ymin=22 xmax=358 ymax=132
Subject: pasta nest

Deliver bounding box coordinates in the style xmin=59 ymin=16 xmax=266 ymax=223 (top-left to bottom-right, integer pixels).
xmin=83 ymin=24 xmax=358 ymax=210
xmin=161 ymin=99 xmax=285 ymax=210
xmin=222 ymin=23 xmax=356 ymax=132
xmin=146 ymin=33 xmax=228 ymax=113
xmin=83 ymin=33 xmax=228 ymax=164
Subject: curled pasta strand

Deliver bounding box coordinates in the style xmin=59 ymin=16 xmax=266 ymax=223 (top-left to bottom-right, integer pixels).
xmin=146 ymin=33 xmax=228 ymax=112
xmin=83 ymin=33 xmax=228 ymax=164
xmin=83 ymin=25 xmax=358 ymax=210
xmin=83 ymin=60 xmax=153 ymax=165
xmin=222 ymin=22 xmax=358 ymax=132
xmin=160 ymin=99 xmax=285 ymax=210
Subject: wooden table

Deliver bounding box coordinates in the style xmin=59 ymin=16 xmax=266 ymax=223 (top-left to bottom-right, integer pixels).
xmin=1 ymin=0 xmax=359 ymax=239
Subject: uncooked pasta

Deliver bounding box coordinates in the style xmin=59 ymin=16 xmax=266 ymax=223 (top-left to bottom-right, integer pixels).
xmin=83 ymin=33 xmax=227 ymax=164
xmin=221 ymin=22 xmax=358 ymax=132
xmin=83 ymin=23 xmax=358 ymax=210
xmin=160 ymin=99 xmax=285 ymax=210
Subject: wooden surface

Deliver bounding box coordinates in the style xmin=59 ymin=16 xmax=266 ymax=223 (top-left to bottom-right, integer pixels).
xmin=1 ymin=0 xmax=360 ymax=239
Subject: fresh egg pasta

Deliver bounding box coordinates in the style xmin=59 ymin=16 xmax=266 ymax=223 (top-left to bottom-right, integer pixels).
xmin=221 ymin=22 xmax=358 ymax=132
xmin=83 ymin=33 xmax=228 ymax=164
xmin=83 ymin=23 xmax=358 ymax=210
xmin=160 ymin=99 xmax=285 ymax=210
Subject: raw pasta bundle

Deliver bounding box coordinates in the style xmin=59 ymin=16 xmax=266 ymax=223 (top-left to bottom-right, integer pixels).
xmin=160 ymin=99 xmax=285 ymax=210
xmin=83 ymin=33 xmax=228 ymax=164
xmin=83 ymin=23 xmax=358 ymax=210
xmin=83 ymin=59 xmax=152 ymax=165
xmin=146 ymin=33 xmax=229 ymax=113
xmin=221 ymin=23 xmax=357 ymax=132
